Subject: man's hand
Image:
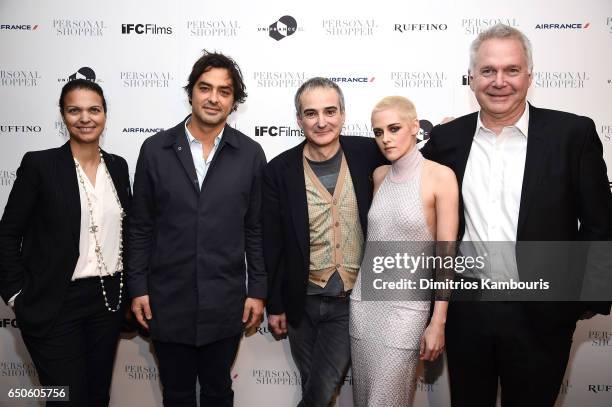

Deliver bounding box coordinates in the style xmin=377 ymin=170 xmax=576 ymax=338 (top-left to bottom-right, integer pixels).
xmin=131 ymin=295 xmax=152 ymax=330
xmin=268 ymin=313 xmax=288 ymax=338
xmin=243 ymin=297 xmax=265 ymax=331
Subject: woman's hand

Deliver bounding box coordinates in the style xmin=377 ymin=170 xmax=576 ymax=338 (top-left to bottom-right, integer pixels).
xmin=419 ymin=320 xmax=445 ymax=361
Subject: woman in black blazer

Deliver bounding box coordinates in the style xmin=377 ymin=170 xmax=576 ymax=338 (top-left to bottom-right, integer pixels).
xmin=0 ymin=79 xmax=131 ymax=407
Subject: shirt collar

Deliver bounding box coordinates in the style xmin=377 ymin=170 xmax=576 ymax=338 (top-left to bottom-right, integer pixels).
xmin=184 ymin=115 xmax=224 ymax=145
xmin=476 ymin=102 xmax=529 ymax=138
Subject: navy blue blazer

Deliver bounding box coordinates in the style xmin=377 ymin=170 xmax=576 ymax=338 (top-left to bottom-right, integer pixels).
xmin=127 ymin=118 xmax=266 ymax=346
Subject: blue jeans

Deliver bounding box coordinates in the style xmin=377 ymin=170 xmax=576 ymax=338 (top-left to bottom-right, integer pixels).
xmin=288 ymin=295 xmax=351 ymax=407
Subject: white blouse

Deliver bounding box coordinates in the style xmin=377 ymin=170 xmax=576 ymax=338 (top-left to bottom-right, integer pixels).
xmin=72 ymin=159 xmax=123 ymax=280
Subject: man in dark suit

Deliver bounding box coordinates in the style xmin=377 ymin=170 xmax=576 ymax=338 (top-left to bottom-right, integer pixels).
xmin=421 ymin=24 xmax=612 ymax=406
xmin=263 ymin=77 xmax=385 ymax=406
xmin=127 ymin=51 xmax=266 ymax=407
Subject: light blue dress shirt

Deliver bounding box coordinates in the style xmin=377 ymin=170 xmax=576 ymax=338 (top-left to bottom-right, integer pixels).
xmin=184 ymin=116 xmax=224 ymax=187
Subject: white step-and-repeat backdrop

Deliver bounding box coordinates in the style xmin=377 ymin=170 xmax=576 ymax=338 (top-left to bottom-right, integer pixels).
xmin=1 ymin=0 xmax=611 ymax=405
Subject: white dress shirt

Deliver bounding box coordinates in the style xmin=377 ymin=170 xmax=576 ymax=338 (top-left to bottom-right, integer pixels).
xmin=184 ymin=116 xmax=223 ymax=187
xmin=460 ymin=104 xmax=529 ymax=280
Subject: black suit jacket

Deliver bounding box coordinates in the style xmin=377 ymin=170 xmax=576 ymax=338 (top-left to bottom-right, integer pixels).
xmin=421 ymin=104 xmax=612 ymax=324
xmin=263 ymin=136 xmax=386 ymax=325
xmin=0 ymin=142 xmax=131 ymax=337
xmin=127 ymin=118 xmax=266 ymax=346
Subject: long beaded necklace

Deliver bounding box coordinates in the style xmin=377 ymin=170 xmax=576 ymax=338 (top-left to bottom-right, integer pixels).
xmin=74 ymin=149 xmax=125 ymax=312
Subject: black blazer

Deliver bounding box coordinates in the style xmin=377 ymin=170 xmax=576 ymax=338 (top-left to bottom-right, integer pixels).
xmin=263 ymin=136 xmax=386 ymax=325
xmin=0 ymin=142 xmax=131 ymax=337
xmin=421 ymin=104 xmax=612 ymax=323
xmin=127 ymin=119 xmax=267 ymax=346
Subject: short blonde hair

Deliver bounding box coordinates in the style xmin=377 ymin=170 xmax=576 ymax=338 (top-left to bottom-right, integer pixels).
xmin=372 ymin=96 xmax=418 ymax=122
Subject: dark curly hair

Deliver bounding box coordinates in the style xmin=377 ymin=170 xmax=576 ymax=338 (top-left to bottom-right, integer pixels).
xmin=184 ymin=50 xmax=247 ymax=111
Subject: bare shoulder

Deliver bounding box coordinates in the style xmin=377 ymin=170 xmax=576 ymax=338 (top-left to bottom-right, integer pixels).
xmin=423 ymin=159 xmax=457 ymax=185
xmin=373 ymin=165 xmax=391 ymax=184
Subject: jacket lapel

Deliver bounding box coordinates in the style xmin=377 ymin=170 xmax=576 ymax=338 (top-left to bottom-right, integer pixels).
xmin=56 ymin=142 xmax=81 ymax=247
xmin=454 ymin=113 xmax=479 ymax=189
xmin=165 ymin=118 xmax=199 ymax=194
xmin=101 ymin=150 xmax=129 ymax=210
xmin=340 ymin=137 xmax=369 ymax=233
xmin=200 ymin=124 xmax=239 ymax=193
xmin=517 ymin=105 xmax=549 ymax=239
xmin=286 ymin=142 xmax=310 ymax=261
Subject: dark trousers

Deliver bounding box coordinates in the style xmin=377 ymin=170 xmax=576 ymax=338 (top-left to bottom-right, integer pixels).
xmin=288 ymin=295 xmax=351 ymax=407
xmin=153 ymin=334 xmax=241 ymax=407
xmin=21 ymin=274 xmax=123 ymax=407
xmin=445 ymin=301 xmax=575 ymax=407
